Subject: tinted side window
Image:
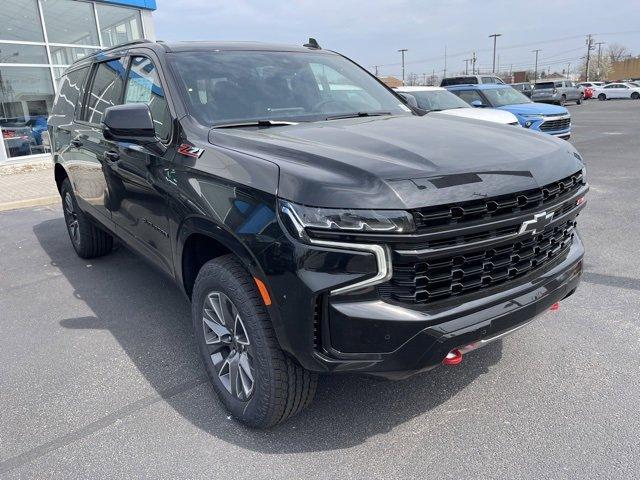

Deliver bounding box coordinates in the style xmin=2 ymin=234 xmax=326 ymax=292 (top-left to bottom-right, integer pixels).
xmin=124 ymin=56 xmax=171 ymax=140
xmin=51 ymin=66 xmax=89 ymax=122
xmin=456 ymin=90 xmax=484 ymax=104
xmin=481 ymin=77 xmax=493 ymax=83
xmin=83 ymin=59 xmax=126 ymax=124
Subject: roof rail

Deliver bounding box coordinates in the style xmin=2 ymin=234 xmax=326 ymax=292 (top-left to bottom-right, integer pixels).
xmin=81 ymin=38 xmax=154 ymax=61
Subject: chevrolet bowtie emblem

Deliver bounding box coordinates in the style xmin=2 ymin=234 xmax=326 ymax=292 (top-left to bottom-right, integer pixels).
xmin=519 ymin=211 xmax=554 ymax=235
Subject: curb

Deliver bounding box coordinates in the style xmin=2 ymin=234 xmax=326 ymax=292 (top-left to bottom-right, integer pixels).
xmin=0 ymin=196 xmax=60 ymax=213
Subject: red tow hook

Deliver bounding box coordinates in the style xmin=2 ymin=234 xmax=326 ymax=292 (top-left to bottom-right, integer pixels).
xmin=550 ymin=302 xmax=560 ymax=311
xmin=443 ymin=349 xmax=463 ymax=366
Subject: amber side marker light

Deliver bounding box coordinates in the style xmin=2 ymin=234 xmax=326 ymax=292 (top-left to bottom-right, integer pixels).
xmin=254 ymin=277 xmax=272 ymax=306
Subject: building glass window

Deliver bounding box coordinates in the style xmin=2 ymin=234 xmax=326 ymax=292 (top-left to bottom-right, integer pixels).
xmin=96 ymin=4 xmax=143 ymax=47
xmin=41 ymin=0 xmax=100 ymax=46
xmin=49 ymin=46 xmax=99 ymax=65
xmin=0 ymin=43 xmax=49 ymax=64
xmin=0 ymin=66 xmax=55 ymax=159
xmin=0 ymin=0 xmax=44 ymax=42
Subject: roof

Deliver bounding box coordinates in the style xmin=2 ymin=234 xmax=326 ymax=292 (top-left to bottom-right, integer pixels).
xmin=445 ymin=83 xmax=512 ymax=91
xmin=378 ymin=76 xmax=404 ymax=88
xmin=96 ymin=0 xmax=156 ymax=10
xmin=158 ymin=41 xmax=330 ymax=54
xmin=395 ymin=86 xmax=445 ymax=92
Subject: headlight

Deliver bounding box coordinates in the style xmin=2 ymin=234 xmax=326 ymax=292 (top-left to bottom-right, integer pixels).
xmin=280 ymin=200 xmax=415 ymax=234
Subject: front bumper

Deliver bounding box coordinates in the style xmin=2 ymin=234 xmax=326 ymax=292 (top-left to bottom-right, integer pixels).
xmin=311 ymin=234 xmax=583 ymax=378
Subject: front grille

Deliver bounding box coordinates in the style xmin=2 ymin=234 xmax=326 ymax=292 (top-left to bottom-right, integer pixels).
xmin=379 ymin=218 xmax=576 ymax=305
xmin=540 ymin=117 xmax=571 ymax=132
xmin=412 ymin=170 xmax=583 ymax=230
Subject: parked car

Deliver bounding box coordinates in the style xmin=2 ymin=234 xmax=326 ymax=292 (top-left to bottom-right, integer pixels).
xmin=395 ymin=86 xmax=519 ymax=125
xmin=440 ymin=74 xmax=505 ymax=86
xmin=578 ymin=81 xmax=605 ymax=89
xmin=446 ymin=83 xmax=572 ymax=139
xmin=49 ymin=39 xmax=588 ymax=428
xmin=593 ymin=82 xmax=640 ymax=100
xmin=511 ymin=82 xmax=533 ymax=98
xmin=582 ymin=86 xmax=594 ymax=99
xmin=531 ymin=80 xmax=582 ymax=105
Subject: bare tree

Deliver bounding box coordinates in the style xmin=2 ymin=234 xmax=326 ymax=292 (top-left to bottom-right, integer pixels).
xmin=406 ymin=72 xmax=419 ymax=86
xmin=607 ymin=43 xmax=630 ymax=63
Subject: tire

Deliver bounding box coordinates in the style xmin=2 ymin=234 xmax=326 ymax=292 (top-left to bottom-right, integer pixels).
xmin=60 ymin=178 xmax=113 ymax=259
xmin=558 ymin=95 xmax=566 ymax=106
xmin=631 ymin=92 xmax=640 ymax=100
xmin=598 ymin=93 xmax=606 ymax=101
xmin=192 ymin=255 xmax=317 ymax=428
xmin=576 ymin=95 xmax=583 ymax=105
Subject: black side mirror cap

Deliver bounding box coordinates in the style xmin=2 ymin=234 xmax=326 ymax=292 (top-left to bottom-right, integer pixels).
xmin=102 ymin=103 xmax=156 ymax=144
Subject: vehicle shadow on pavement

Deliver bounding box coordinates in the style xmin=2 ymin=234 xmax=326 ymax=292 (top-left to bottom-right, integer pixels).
xmin=34 ymin=218 xmax=503 ymax=453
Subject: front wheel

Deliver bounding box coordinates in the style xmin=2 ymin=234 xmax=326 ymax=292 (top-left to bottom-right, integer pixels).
xmin=558 ymin=95 xmax=566 ymax=106
xmin=192 ymin=255 xmax=317 ymax=428
xmin=631 ymin=92 xmax=640 ymax=100
xmin=598 ymin=93 xmax=606 ymax=101
xmin=576 ymin=95 xmax=583 ymax=105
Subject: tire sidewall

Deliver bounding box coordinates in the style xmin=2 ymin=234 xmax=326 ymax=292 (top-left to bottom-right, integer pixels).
xmin=60 ymin=179 xmax=82 ymax=253
xmin=192 ymin=259 xmax=276 ymax=426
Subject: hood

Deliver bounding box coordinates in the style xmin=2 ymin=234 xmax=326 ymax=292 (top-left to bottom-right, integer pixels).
xmin=497 ymin=102 xmax=569 ymax=116
xmin=208 ymin=114 xmax=583 ymax=209
xmin=436 ymin=108 xmax=518 ymax=124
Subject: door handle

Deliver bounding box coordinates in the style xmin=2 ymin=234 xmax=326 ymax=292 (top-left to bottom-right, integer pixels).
xmin=70 ymin=139 xmax=83 ymax=148
xmin=104 ymin=150 xmax=120 ymax=162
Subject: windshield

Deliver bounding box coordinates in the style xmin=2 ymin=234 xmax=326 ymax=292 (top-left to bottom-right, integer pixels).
xmin=483 ymin=87 xmax=532 ymax=107
xmin=168 ymin=50 xmax=411 ymax=126
xmin=403 ymin=90 xmax=470 ymax=111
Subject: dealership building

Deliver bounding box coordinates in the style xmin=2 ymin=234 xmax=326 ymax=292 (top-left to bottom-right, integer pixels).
xmin=0 ymin=0 xmax=156 ymax=164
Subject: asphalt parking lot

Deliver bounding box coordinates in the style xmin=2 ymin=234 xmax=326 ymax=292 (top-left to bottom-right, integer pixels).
xmin=1 ymin=99 xmax=639 ymax=479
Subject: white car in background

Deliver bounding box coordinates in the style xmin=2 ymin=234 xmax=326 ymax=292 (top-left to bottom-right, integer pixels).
xmin=395 ymin=86 xmax=520 ymax=125
xmin=593 ymin=82 xmax=640 ymax=100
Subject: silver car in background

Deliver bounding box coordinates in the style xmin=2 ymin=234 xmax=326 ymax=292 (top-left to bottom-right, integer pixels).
xmin=532 ymin=80 xmax=583 ymax=105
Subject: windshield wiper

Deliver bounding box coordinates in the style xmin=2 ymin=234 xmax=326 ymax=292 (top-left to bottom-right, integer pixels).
xmin=211 ymin=120 xmax=298 ymax=129
xmin=325 ymin=111 xmax=392 ymax=120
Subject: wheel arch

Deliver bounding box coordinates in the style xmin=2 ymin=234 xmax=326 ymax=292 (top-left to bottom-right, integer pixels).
xmin=54 ymin=162 xmax=69 ymax=193
xmin=176 ymin=216 xmax=270 ymax=300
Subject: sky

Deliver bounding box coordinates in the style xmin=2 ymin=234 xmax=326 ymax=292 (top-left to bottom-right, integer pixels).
xmin=153 ymin=0 xmax=640 ymax=79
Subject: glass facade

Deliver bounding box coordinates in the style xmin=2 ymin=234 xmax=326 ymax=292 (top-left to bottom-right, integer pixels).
xmin=0 ymin=0 xmax=153 ymax=163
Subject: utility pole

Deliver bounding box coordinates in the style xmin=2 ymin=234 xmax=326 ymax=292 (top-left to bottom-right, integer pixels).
xmin=373 ymin=65 xmax=379 ymax=77
xmin=488 ymin=33 xmax=502 ymax=73
xmin=595 ymin=41 xmax=605 ymax=79
xmin=422 ymin=73 xmax=427 ymax=85
xmin=584 ymin=34 xmax=594 ymax=81
xmin=472 ymin=51 xmax=477 ymax=75
xmin=464 ymin=59 xmax=470 ymax=75
xmin=532 ymin=49 xmax=541 ymax=81
xmin=566 ymin=62 xmax=571 ymax=79
xmin=398 ymin=49 xmax=408 ymax=84
xmin=443 ymin=45 xmax=447 ymax=79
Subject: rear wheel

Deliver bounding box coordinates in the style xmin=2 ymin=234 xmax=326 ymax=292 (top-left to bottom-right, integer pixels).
xmin=598 ymin=93 xmax=606 ymax=101
xmin=631 ymin=92 xmax=640 ymax=100
xmin=576 ymin=95 xmax=583 ymax=105
xmin=192 ymin=255 xmax=317 ymax=428
xmin=558 ymin=95 xmax=566 ymax=106
xmin=60 ymin=178 xmax=113 ymax=259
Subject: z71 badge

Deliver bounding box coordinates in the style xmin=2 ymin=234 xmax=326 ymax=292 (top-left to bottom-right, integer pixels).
xmin=177 ymin=144 xmax=204 ymax=158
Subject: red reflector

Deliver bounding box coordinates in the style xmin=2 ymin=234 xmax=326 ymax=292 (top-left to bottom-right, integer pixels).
xmin=443 ymin=349 xmax=463 ymax=365
xmin=550 ymin=302 xmax=560 ymax=311
xmin=576 ymin=197 xmax=586 ymax=206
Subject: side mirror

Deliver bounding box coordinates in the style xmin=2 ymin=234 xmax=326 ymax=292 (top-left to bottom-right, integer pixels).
xmin=102 ymin=103 xmax=156 ymax=145
xmin=470 ymin=100 xmax=485 ymax=108
xmin=397 ymin=92 xmax=419 ymax=109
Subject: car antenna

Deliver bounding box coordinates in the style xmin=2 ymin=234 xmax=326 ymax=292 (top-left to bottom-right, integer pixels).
xmin=304 ymin=38 xmax=321 ymax=49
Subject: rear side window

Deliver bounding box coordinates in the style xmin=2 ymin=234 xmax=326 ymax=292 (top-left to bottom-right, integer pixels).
xmin=52 ymin=66 xmax=89 ymax=121
xmin=124 ymin=56 xmax=171 ymax=140
xmin=83 ymin=59 xmax=126 ymax=124
xmin=441 ymin=77 xmax=478 ymax=86
xmin=455 ymin=89 xmax=484 ymax=104
xmin=481 ymin=76 xmax=494 ymax=83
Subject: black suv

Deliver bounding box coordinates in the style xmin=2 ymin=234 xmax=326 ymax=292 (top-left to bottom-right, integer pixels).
xmin=49 ymin=39 xmax=588 ymax=428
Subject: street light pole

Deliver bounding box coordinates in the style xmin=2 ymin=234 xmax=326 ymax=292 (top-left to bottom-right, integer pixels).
xmin=398 ymin=49 xmax=408 ymax=85
xmin=489 ymin=33 xmax=502 ymax=73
